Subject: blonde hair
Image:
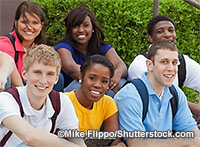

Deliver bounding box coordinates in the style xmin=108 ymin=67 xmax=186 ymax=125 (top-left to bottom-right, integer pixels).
xmin=23 ymin=44 xmax=61 ymax=75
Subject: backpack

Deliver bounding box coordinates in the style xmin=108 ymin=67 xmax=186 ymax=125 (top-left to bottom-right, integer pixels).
xmin=4 ymin=34 xmax=19 ymax=63
xmin=142 ymin=52 xmax=186 ymax=89
xmin=0 ymin=86 xmax=60 ymax=146
xmin=124 ymin=78 xmax=178 ymax=122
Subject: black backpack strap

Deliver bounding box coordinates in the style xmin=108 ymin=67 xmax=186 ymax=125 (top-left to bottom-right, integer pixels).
xmin=178 ymin=53 xmax=186 ymax=89
xmin=0 ymin=86 xmax=24 ymax=146
xmin=49 ymin=90 xmax=61 ymax=133
xmin=130 ymin=79 xmax=149 ymax=122
xmin=4 ymin=34 xmax=18 ymax=63
xmin=169 ymin=85 xmax=178 ymax=120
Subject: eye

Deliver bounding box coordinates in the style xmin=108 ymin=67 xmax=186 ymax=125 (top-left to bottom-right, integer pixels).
xmin=73 ymin=25 xmax=79 ymax=28
xmin=169 ymin=28 xmax=175 ymax=33
xmin=83 ymin=23 xmax=90 ymax=27
xmin=48 ymin=72 xmax=55 ymax=76
xmin=32 ymin=21 xmax=39 ymax=25
xmin=156 ymin=29 xmax=163 ymax=34
xmin=172 ymin=60 xmax=179 ymax=65
xmin=89 ymin=76 xmax=95 ymax=81
xmin=160 ymin=60 xmax=168 ymax=64
xmin=102 ymin=79 xmax=109 ymax=84
xmin=34 ymin=70 xmax=41 ymax=74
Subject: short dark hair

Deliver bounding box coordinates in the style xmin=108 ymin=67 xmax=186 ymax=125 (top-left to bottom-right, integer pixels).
xmin=64 ymin=5 xmax=106 ymax=55
xmin=80 ymin=55 xmax=114 ymax=78
xmin=147 ymin=15 xmax=176 ymax=36
xmin=147 ymin=40 xmax=178 ymax=62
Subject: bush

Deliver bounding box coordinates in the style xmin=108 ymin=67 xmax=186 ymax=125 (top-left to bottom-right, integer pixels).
xmin=33 ymin=0 xmax=199 ymax=102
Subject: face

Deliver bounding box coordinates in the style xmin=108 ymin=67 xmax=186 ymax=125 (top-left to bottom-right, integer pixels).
xmin=149 ymin=21 xmax=176 ymax=43
xmin=72 ymin=16 xmax=93 ymax=46
xmin=80 ymin=63 xmax=110 ymax=103
xmin=15 ymin=12 xmax=43 ymax=44
xmin=147 ymin=49 xmax=179 ymax=88
xmin=22 ymin=61 xmax=58 ymax=101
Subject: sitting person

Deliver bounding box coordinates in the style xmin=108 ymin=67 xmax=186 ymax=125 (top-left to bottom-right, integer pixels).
xmin=128 ymin=15 xmax=200 ymax=117
xmin=65 ymin=55 xmax=125 ymax=146
xmin=55 ymin=6 xmax=127 ymax=96
xmin=0 ymin=44 xmax=85 ymax=147
xmin=115 ymin=40 xmax=200 ymax=146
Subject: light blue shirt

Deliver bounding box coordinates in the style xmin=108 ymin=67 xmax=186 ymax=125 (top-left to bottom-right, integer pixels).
xmin=114 ymin=72 xmax=197 ymax=138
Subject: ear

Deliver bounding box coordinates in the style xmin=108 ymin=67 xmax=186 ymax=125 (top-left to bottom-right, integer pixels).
xmin=54 ymin=75 xmax=59 ymax=85
xmin=146 ymin=59 xmax=153 ymax=72
xmin=148 ymin=35 xmax=153 ymax=43
xmin=14 ymin=20 xmax=18 ymax=28
xmin=22 ymin=70 xmax=27 ymax=81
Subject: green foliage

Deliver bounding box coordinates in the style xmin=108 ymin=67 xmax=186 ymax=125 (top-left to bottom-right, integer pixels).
xmin=33 ymin=0 xmax=199 ymax=101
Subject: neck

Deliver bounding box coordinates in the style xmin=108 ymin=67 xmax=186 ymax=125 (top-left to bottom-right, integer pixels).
xmin=22 ymin=40 xmax=34 ymax=49
xmin=75 ymin=89 xmax=93 ymax=109
xmin=77 ymin=43 xmax=88 ymax=55
xmin=26 ymin=89 xmax=46 ymax=110
xmin=147 ymin=73 xmax=164 ymax=97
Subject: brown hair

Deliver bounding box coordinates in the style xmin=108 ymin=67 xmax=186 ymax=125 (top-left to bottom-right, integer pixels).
xmin=13 ymin=1 xmax=46 ymax=44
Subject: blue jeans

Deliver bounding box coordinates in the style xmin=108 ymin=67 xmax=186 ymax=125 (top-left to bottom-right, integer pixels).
xmin=53 ymin=73 xmax=64 ymax=92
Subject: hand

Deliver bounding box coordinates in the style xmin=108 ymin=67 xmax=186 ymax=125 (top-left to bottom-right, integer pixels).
xmin=109 ymin=76 xmax=121 ymax=93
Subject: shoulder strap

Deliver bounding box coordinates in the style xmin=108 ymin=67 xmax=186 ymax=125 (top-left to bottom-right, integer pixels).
xmin=178 ymin=53 xmax=186 ymax=89
xmin=129 ymin=79 xmax=149 ymax=122
xmin=0 ymin=86 xmax=24 ymax=146
xmin=49 ymin=90 xmax=61 ymax=133
xmin=4 ymin=34 xmax=19 ymax=63
xmin=169 ymin=85 xmax=178 ymax=120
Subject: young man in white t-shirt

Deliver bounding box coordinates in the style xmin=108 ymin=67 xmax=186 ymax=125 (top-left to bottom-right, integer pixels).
xmin=0 ymin=44 xmax=86 ymax=147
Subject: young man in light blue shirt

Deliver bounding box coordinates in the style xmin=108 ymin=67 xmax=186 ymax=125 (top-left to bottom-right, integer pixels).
xmin=114 ymin=40 xmax=200 ymax=146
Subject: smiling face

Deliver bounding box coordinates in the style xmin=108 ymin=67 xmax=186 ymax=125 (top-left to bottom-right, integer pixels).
xmin=149 ymin=21 xmax=176 ymax=43
xmin=147 ymin=49 xmax=179 ymax=88
xmin=22 ymin=61 xmax=58 ymax=101
xmin=71 ymin=16 xmax=93 ymax=46
xmin=15 ymin=12 xmax=43 ymax=45
xmin=79 ymin=63 xmax=110 ymax=107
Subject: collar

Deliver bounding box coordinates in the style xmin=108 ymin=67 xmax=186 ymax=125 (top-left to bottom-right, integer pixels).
xmin=17 ymin=86 xmax=54 ymax=118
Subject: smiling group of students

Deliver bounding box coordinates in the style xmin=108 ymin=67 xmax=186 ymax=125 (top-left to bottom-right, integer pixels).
xmin=0 ymin=1 xmax=200 ymax=147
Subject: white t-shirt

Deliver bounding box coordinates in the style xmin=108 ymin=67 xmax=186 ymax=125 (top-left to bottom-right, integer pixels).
xmin=128 ymin=54 xmax=200 ymax=93
xmin=0 ymin=86 xmax=78 ymax=147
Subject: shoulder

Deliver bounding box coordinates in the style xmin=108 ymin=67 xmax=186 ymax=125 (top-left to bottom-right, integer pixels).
xmin=100 ymin=43 xmax=112 ymax=55
xmin=55 ymin=40 xmax=73 ymax=51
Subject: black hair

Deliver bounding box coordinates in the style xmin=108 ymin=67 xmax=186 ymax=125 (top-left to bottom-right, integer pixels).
xmin=80 ymin=55 xmax=114 ymax=78
xmin=64 ymin=5 xmax=106 ymax=55
xmin=147 ymin=15 xmax=176 ymax=36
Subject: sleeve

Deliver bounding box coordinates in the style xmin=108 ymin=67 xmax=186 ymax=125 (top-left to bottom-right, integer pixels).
xmin=54 ymin=40 xmax=73 ymax=52
xmin=100 ymin=44 xmax=112 ymax=55
xmin=114 ymin=84 xmax=146 ymax=132
xmin=183 ymin=55 xmax=200 ymax=92
xmin=172 ymin=87 xmax=197 ymax=131
xmin=55 ymin=93 xmax=79 ymax=130
xmin=128 ymin=55 xmax=148 ymax=81
xmin=0 ymin=92 xmax=20 ymax=124
xmin=103 ymin=96 xmax=118 ymax=120
xmin=0 ymin=36 xmax=15 ymax=59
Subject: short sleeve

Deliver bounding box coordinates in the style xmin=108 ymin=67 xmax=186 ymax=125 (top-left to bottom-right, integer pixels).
xmin=103 ymin=96 xmax=118 ymax=120
xmin=55 ymin=40 xmax=73 ymax=52
xmin=100 ymin=44 xmax=112 ymax=55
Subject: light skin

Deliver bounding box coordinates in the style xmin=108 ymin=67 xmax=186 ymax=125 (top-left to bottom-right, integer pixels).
xmin=2 ymin=61 xmax=86 ymax=146
xmin=0 ymin=51 xmax=14 ymax=91
xmin=148 ymin=20 xmax=200 ymax=115
xmin=57 ymin=16 xmax=127 ymax=92
xmin=126 ymin=49 xmax=200 ymax=146
xmin=15 ymin=12 xmax=43 ymax=49
xmin=75 ymin=63 xmax=125 ymax=146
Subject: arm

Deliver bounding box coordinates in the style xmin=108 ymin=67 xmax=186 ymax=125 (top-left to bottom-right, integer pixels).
xmin=0 ymin=51 xmax=14 ymax=91
xmin=105 ymin=48 xmax=127 ymax=92
xmin=188 ymin=101 xmax=200 ymax=115
xmin=103 ymin=112 xmax=125 ymax=147
xmin=3 ymin=115 xmax=85 ymax=147
xmin=57 ymin=48 xmax=80 ymax=81
xmin=10 ymin=64 xmax=24 ymax=87
xmin=126 ymin=129 xmax=200 ymax=147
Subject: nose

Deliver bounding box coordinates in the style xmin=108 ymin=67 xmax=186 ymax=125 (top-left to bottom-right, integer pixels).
xmin=26 ymin=23 xmax=33 ymax=30
xmin=167 ymin=62 xmax=176 ymax=71
xmin=93 ymin=80 xmax=101 ymax=88
xmin=78 ymin=25 xmax=84 ymax=33
xmin=39 ymin=74 xmax=48 ymax=84
xmin=163 ymin=30 xmax=171 ymax=38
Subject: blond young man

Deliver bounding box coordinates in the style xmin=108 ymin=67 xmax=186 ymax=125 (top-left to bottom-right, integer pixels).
xmin=0 ymin=44 xmax=86 ymax=147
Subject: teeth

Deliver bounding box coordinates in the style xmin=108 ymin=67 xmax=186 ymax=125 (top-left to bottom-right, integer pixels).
xmin=164 ymin=74 xmax=173 ymax=78
xmin=78 ymin=35 xmax=85 ymax=38
xmin=36 ymin=85 xmax=47 ymax=90
xmin=91 ymin=90 xmax=100 ymax=95
xmin=26 ymin=32 xmax=33 ymax=34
